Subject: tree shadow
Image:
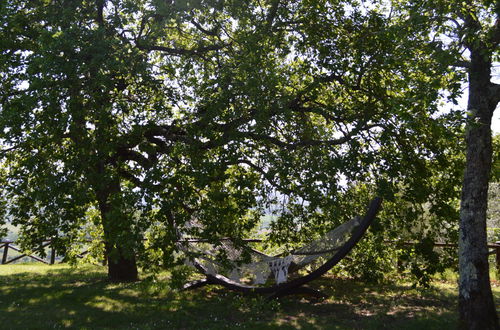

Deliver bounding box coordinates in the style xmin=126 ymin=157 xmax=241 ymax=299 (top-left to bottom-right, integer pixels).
xmin=0 ymin=266 xmax=468 ymax=329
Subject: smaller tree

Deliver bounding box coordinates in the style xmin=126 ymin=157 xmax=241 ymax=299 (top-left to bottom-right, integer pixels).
xmin=397 ymin=1 xmax=499 ymax=328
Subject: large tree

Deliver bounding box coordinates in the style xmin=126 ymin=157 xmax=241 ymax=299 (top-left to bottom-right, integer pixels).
xmin=0 ymin=0 xmax=465 ymax=286
xmin=0 ymin=0 xmax=236 ymax=280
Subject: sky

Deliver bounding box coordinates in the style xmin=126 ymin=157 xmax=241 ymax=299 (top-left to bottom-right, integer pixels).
xmin=490 ymin=64 xmax=500 ymax=134
xmin=492 ymin=68 xmax=500 ymax=134
xmin=493 ymin=112 xmax=499 ymax=134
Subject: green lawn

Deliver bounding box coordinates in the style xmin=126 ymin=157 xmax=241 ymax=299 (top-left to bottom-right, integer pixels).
xmin=0 ymin=264 xmax=498 ymax=329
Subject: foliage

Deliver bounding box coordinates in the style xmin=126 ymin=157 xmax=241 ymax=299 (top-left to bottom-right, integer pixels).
xmin=0 ymin=0 xmax=467 ymax=283
xmin=488 ymin=134 xmax=500 ymax=236
xmin=487 ymin=182 xmax=500 ymax=243
xmin=492 ymin=134 xmax=500 ymax=182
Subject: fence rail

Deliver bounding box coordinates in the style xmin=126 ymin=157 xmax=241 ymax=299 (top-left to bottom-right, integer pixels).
xmin=2 ymin=239 xmax=500 ymax=277
xmin=386 ymin=241 xmax=500 ymax=277
xmin=0 ymin=238 xmax=263 ymax=266
xmin=1 ymin=240 xmax=57 ymax=265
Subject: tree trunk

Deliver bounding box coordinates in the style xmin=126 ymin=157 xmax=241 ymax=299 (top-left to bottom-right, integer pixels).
xmin=95 ymin=176 xmax=139 ymax=283
xmin=100 ymin=214 xmax=139 ymax=282
xmin=458 ymin=50 xmax=499 ymax=329
xmin=106 ymin=245 xmax=138 ymax=282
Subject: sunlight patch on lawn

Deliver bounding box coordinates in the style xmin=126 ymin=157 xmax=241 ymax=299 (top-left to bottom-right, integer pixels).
xmin=0 ymin=264 xmax=70 ymax=275
xmin=86 ymin=296 xmax=132 ymax=312
xmin=1 ymin=264 xmax=498 ymax=329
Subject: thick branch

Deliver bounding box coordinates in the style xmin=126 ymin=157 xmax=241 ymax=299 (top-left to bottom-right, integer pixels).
xmin=136 ymin=41 xmax=228 ymax=56
xmin=289 ymin=99 xmax=346 ymax=123
xmin=453 ymin=60 xmax=471 ymax=69
xmin=96 ymin=0 xmax=105 ymax=26
xmin=194 ymin=109 xmax=256 ymax=133
xmin=144 ymin=135 xmax=170 ymax=153
xmin=266 ymin=0 xmax=281 ymax=27
xmin=116 ymin=124 xmax=185 ymax=151
xmin=190 ymin=17 xmax=219 ymax=36
xmin=488 ymin=18 xmax=500 ymax=47
xmin=201 ymin=120 xmax=377 ymax=151
xmin=489 ymin=83 xmax=500 ymax=111
xmin=245 ymin=130 xmax=357 ymax=149
xmin=116 ymin=149 xmax=153 ymax=169
xmin=462 ymin=11 xmax=487 ymax=51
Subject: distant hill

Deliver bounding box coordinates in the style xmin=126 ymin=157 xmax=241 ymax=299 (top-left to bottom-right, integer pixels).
xmin=2 ymin=223 xmax=19 ymax=241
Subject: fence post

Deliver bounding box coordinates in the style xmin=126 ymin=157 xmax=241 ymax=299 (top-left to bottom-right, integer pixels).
xmin=496 ymin=241 xmax=500 ymax=280
xmin=50 ymin=246 xmax=56 ymax=265
xmin=2 ymin=243 xmax=9 ymax=264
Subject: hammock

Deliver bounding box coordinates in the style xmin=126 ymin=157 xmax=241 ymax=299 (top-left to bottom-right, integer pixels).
xmin=183 ymin=197 xmax=382 ymax=298
xmin=193 ymin=215 xmax=362 ymax=285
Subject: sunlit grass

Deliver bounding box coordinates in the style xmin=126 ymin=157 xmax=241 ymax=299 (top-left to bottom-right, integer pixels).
xmin=1 ymin=263 xmax=499 ymax=329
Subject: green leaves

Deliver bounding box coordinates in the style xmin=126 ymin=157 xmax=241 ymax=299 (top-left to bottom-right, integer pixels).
xmin=0 ymin=0 xmax=472 ymax=285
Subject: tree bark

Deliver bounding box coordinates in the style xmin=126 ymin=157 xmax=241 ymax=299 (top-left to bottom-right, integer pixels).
xmin=458 ymin=49 xmax=499 ymax=329
xmin=100 ymin=212 xmax=139 ymax=282
xmin=106 ymin=245 xmax=138 ymax=282
xmin=95 ymin=175 xmax=139 ymax=282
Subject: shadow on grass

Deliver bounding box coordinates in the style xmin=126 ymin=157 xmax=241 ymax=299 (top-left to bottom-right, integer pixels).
xmin=0 ymin=264 xmax=475 ymax=329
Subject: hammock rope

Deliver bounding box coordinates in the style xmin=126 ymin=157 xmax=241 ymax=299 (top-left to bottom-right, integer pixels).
xmin=187 ymin=215 xmax=362 ymax=286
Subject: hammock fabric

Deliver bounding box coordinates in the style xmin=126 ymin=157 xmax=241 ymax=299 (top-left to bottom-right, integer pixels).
xmin=183 ymin=197 xmax=382 ymax=298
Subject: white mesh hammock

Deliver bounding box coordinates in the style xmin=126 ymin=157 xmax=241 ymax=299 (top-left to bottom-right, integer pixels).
xmin=188 ymin=216 xmax=362 ymax=286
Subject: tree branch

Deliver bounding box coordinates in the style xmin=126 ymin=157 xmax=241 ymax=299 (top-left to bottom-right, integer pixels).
xmin=143 ymin=135 xmax=170 ymax=153
xmin=244 ymin=130 xmax=357 ymax=149
xmin=135 ymin=41 xmax=228 ymax=56
xmin=190 ymin=16 xmax=219 ymax=36
xmin=462 ymin=10 xmax=486 ymax=51
xmin=96 ymin=0 xmax=105 ymax=26
xmin=453 ymin=60 xmax=471 ymax=68
xmin=221 ymin=158 xmax=295 ymax=195
xmin=115 ymin=149 xmax=153 ymax=169
xmin=288 ymin=98 xmax=346 ymax=123
xmin=198 ymin=119 xmax=377 ymax=151
xmin=117 ymin=168 xmax=143 ymax=187
xmin=266 ymin=0 xmax=281 ymax=27
xmin=488 ymin=18 xmax=500 ymax=47
xmin=489 ymin=83 xmax=500 ymax=111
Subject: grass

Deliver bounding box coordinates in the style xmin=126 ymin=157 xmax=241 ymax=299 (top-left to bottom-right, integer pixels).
xmin=1 ymin=264 xmax=499 ymax=329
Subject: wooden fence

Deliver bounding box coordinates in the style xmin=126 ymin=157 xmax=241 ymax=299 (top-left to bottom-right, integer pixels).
xmin=1 ymin=240 xmax=57 ymax=265
xmin=1 ymin=239 xmax=500 ymax=277
xmin=388 ymin=241 xmax=500 ymax=277
xmin=0 ymin=240 xmax=95 ymax=265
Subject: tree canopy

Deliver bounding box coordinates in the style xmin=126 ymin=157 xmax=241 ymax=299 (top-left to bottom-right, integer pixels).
xmin=0 ymin=0 xmax=473 ymax=285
